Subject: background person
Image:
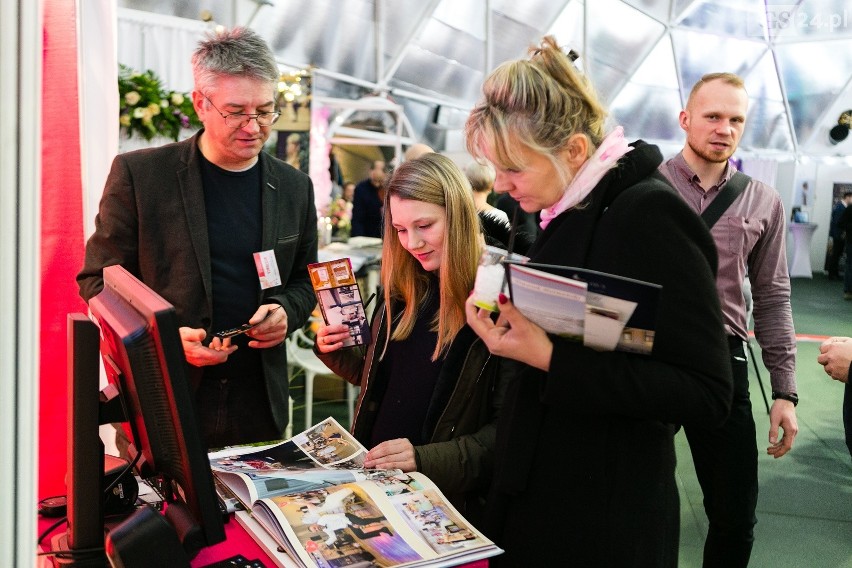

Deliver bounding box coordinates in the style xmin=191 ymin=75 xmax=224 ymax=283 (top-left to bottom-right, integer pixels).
xmin=819 ymin=336 xmax=852 ymax=384
xmin=285 ymin=132 xmax=302 ymax=171
xmin=494 ymin=192 xmax=540 ymax=239
xmin=465 ymin=160 xmax=509 ymax=225
xmin=463 ymin=36 xmax=732 ymax=566
xmin=404 ymin=142 xmax=435 ymax=161
xmin=840 ymin=200 xmax=852 ymax=300
xmin=659 ymin=72 xmax=799 ymax=568
xmin=818 ymin=336 xmax=852 ymax=458
xmin=341 ymin=181 xmax=355 ymax=202
xmin=351 ymin=159 xmax=387 ymax=238
xmin=827 ymin=191 xmax=852 ymax=280
xmin=314 ymin=153 xmax=510 ymax=522
xmin=77 ymin=27 xmax=318 ymax=448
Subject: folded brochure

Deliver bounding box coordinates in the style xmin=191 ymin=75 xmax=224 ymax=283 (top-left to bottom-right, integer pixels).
xmin=504 ymin=259 xmax=661 ymax=354
xmin=308 ymin=258 xmax=371 ymax=348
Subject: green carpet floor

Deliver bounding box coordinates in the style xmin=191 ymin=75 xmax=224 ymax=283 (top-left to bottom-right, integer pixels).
xmin=678 ymin=273 xmax=852 ymax=567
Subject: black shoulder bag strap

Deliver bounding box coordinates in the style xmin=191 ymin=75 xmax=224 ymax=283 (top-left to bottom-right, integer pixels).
xmin=701 ymin=171 xmax=750 ymax=229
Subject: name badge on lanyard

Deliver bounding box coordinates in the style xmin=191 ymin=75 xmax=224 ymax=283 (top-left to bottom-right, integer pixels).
xmin=253 ymin=250 xmax=282 ymax=289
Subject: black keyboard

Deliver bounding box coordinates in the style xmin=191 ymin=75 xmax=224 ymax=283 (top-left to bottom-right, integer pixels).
xmin=202 ymin=554 xmax=267 ymax=568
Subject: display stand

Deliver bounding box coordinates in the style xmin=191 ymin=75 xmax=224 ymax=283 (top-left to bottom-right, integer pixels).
xmin=788 ymin=222 xmax=818 ymax=278
xmin=317 ymin=95 xmax=418 ymax=166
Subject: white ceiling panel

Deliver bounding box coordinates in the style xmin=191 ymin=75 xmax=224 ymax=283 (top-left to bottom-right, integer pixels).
xmin=117 ymin=0 xmax=852 ymax=157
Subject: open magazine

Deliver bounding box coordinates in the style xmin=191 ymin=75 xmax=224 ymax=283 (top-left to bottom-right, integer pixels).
xmin=308 ymin=258 xmax=371 ymax=348
xmin=503 ymin=259 xmax=662 ymax=354
xmin=209 ymin=418 xmax=501 ymax=568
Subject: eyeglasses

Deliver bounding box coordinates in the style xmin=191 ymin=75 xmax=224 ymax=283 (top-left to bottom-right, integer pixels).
xmin=203 ymin=94 xmax=280 ymax=128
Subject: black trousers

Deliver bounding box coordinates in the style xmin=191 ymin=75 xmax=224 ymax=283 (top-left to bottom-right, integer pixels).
xmin=196 ymin=373 xmax=280 ymax=449
xmin=828 ymin=236 xmax=844 ymax=277
xmin=684 ymin=336 xmax=757 ymax=568
xmin=844 ymin=381 xmax=852 ymax=460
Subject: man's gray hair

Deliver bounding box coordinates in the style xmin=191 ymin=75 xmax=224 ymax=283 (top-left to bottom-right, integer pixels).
xmin=192 ymin=27 xmax=279 ymax=95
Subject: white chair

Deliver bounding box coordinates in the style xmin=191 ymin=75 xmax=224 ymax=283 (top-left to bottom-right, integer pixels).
xmin=285 ymin=327 xmax=357 ymax=437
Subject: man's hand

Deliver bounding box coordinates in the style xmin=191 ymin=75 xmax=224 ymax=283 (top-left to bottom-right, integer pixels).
xmin=817 ymin=336 xmax=852 ymax=383
xmin=766 ymin=399 xmax=798 ymax=459
xmin=246 ymin=304 xmax=288 ymax=348
xmin=179 ymin=326 xmax=237 ymax=367
xmin=364 ymin=438 xmax=417 ymax=472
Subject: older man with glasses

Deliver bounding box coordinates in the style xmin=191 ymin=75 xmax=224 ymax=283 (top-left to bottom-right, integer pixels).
xmin=78 ymin=27 xmax=318 ymax=448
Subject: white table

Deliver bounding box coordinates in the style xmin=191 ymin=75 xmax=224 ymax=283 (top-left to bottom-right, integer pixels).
xmin=788 ymin=222 xmax=818 ymax=278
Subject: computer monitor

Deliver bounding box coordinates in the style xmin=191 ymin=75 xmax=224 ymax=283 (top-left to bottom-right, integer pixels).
xmin=53 ymin=265 xmax=224 ymax=565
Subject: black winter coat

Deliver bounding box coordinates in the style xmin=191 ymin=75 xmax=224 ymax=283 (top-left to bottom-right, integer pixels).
xmin=487 ymin=141 xmax=733 ymax=567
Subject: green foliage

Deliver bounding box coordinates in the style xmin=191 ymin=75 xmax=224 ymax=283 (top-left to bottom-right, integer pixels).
xmin=118 ymin=64 xmax=202 ymax=141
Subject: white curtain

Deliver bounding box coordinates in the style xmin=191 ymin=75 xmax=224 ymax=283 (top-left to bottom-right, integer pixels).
xmin=116 ymin=8 xmax=210 ymax=93
xmin=79 ymin=0 xmax=118 ymax=239
xmin=740 ymin=158 xmax=778 ymax=188
xmin=78 ymin=6 xmax=210 ymax=240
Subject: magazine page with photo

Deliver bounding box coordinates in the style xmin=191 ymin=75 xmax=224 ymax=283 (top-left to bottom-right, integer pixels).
xmin=210 ymin=418 xmax=370 ymax=508
xmin=209 ymin=418 xmax=501 ymax=567
xmin=254 ymin=471 xmax=498 ymax=568
xmin=308 ymin=258 xmax=371 ymax=348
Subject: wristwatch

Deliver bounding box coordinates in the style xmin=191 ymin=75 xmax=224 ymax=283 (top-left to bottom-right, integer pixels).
xmin=771 ymin=391 xmax=799 ymax=406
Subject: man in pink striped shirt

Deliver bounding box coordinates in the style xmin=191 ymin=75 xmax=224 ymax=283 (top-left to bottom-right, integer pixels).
xmin=659 ymin=72 xmax=799 ymax=568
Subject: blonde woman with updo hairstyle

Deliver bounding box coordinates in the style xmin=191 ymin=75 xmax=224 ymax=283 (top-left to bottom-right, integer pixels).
xmin=463 ymin=36 xmax=733 ymax=566
xmin=315 ymin=153 xmax=509 ymax=522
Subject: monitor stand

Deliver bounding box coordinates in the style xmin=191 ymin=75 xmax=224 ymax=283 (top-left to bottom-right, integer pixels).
xmin=51 ymin=315 xmax=132 ymax=566
xmin=51 ymin=314 xmax=108 ymax=567
xmin=51 ymin=314 xmax=190 ymax=567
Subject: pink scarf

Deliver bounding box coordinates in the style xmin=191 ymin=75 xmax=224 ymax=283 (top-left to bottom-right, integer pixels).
xmin=539 ymin=126 xmax=632 ymax=230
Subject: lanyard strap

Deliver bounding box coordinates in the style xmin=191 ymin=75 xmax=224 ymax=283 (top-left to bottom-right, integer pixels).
xmin=701 ymin=171 xmax=750 ymax=229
